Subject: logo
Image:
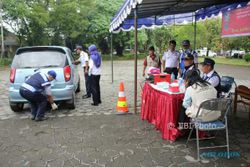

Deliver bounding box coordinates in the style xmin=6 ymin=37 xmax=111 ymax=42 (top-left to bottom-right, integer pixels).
xmin=200 ymin=151 xmax=240 ymax=158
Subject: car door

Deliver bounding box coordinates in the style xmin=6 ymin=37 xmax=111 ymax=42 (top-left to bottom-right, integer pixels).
xmin=67 ymin=49 xmax=79 ymax=90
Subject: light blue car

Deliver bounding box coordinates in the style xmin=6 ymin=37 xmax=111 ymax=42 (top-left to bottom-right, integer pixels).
xmin=9 ymin=46 xmax=80 ymax=112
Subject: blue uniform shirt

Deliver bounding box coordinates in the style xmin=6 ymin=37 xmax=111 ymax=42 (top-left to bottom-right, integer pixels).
xmin=180 ymin=49 xmax=198 ymax=72
xmin=25 ymin=72 xmax=51 ymax=93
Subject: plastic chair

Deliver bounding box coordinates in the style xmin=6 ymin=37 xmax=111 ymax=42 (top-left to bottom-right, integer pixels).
xmin=186 ymin=98 xmax=232 ymax=161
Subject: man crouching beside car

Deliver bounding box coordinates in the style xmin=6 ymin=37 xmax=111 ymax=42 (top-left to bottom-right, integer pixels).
xmin=19 ymin=70 xmax=58 ymax=121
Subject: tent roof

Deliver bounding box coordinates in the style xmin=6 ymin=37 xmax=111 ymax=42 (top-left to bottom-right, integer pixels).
xmin=110 ymin=0 xmax=249 ymax=32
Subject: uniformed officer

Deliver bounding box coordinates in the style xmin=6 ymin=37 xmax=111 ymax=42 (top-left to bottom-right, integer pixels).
xmin=179 ymin=40 xmax=198 ymax=77
xmin=201 ymin=58 xmax=221 ymax=97
xmin=73 ymin=45 xmax=91 ymax=99
xmin=162 ymin=40 xmax=180 ymax=79
xmin=19 ymin=71 xmax=58 ymax=121
xmin=181 ymin=53 xmax=199 ymax=79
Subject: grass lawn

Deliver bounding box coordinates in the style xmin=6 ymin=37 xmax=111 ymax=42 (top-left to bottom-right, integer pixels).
xmin=198 ymin=57 xmax=250 ymax=67
xmin=102 ymin=53 xmax=146 ymax=61
xmin=103 ymin=53 xmax=250 ymax=67
xmin=1 ymin=54 xmax=249 ymax=67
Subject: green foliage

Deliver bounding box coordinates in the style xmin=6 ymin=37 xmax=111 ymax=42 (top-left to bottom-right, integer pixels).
xmin=199 ymin=57 xmax=250 ymax=67
xmin=151 ymin=27 xmax=174 ymax=54
xmin=223 ymin=36 xmax=250 ymax=51
xmin=0 ymin=58 xmax=12 ymax=67
xmin=2 ymin=0 xmax=250 ymax=57
xmin=244 ymin=53 xmax=250 ymax=62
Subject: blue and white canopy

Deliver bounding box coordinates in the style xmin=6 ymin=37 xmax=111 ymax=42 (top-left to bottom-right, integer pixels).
xmin=110 ymin=0 xmax=250 ymax=33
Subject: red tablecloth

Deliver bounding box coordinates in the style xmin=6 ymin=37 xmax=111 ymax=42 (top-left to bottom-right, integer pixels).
xmin=141 ymin=82 xmax=184 ymax=141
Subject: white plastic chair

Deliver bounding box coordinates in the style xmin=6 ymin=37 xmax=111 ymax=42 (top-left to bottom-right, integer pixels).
xmin=186 ymin=98 xmax=232 ymax=161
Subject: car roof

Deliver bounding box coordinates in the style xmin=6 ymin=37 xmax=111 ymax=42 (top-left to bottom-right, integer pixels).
xmin=16 ymin=46 xmax=71 ymax=55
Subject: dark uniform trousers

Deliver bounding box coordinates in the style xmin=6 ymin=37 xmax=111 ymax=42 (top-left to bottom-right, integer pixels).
xmin=84 ymin=67 xmax=91 ymax=96
xmin=19 ymin=88 xmax=47 ymax=118
xmin=164 ymin=67 xmax=178 ymax=79
xmin=90 ymin=75 xmax=101 ymax=104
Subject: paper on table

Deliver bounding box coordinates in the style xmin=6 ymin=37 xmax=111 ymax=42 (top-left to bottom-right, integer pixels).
xmin=151 ymin=83 xmax=184 ymax=95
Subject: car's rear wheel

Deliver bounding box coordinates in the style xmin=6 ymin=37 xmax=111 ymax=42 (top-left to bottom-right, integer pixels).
xmin=66 ymin=92 xmax=76 ymax=109
xmin=76 ymin=79 xmax=80 ymax=93
xmin=10 ymin=102 xmax=24 ymax=112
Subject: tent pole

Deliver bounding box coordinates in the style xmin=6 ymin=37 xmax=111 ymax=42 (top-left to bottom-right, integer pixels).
xmin=110 ymin=33 xmax=114 ymax=83
xmin=194 ymin=13 xmax=197 ymax=50
xmin=134 ymin=6 xmax=138 ymax=114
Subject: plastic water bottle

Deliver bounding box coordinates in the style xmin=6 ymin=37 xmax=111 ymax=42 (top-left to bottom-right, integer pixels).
xmin=171 ymin=73 xmax=175 ymax=83
xmin=178 ymin=78 xmax=185 ymax=92
xmin=178 ymin=78 xmax=183 ymax=85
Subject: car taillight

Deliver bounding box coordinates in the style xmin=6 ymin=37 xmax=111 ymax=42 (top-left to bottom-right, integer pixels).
xmin=64 ymin=65 xmax=71 ymax=81
xmin=10 ymin=68 xmax=16 ymax=83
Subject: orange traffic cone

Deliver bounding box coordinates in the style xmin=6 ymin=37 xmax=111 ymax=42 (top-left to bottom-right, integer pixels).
xmin=116 ymin=82 xmax=129 ymax=114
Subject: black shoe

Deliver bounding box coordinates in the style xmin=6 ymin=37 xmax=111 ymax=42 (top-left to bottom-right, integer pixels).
xmin=82 ymin=95 xmax=91 ymax=99
xmin=35 ymin=117 xmax=48 ymax=122
xmin=31 ymin=115 xmax=36 ymax=120
xmin=98 ymin=100 xmax=102 ymax=104
xmin=91 ymin=103 xmax=98 ymax=106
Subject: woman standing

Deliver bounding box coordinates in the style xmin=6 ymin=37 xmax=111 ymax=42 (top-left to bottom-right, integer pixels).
xmin=88 ymin=45 xmax=102 ymax=106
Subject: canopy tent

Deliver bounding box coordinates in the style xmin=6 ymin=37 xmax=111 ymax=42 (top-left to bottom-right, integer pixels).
xmin=110 ymin=1 xmax=249 ymax=32
xmin=109 ymin=0 xmax=249 ymax=114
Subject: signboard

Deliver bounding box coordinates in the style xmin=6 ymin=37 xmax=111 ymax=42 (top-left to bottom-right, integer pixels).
xmin=222 ymin=5 xmax=250 ymax=37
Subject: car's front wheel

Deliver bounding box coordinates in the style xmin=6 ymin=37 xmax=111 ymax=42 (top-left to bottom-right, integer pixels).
xmin=66 ymin=92 xmax=76 ymax=109
xmin=10 ymin=102 xmax=24 ymax=112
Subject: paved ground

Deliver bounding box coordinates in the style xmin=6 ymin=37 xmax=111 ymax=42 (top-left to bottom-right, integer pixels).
xmin=0 ymin=60 xmax=250 ymax=167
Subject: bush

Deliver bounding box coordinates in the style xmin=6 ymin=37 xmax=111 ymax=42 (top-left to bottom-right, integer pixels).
xmin=0 ymin=58 xmax=12 ymax=67
xmin=244 ymin=53 xmax=250 ymax=62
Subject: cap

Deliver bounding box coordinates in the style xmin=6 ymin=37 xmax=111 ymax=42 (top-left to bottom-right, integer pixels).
xmin=48 ymin=70 xmax=57 ymax=79
xmin=200 ymin=58 xmax=215 ymax=66
xmin=182 ymin=40 xmax=190 ymax=46
xmin=75 ymin=45 xmax=82 ymax=50
xmin=184 ymin=53 xmax=194 ymax=60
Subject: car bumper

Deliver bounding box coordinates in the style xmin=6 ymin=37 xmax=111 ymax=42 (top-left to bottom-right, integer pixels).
xmin=9 ymin=85 xmax=75 ymax=103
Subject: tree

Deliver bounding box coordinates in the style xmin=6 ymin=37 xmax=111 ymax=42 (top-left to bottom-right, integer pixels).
xmin=84 ymin=0 xmax=124 ymax=54
xmin=152 ymin=27 xmax=174 ymax=54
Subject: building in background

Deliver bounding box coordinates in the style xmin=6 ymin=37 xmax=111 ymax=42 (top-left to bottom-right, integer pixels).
xmin=0 ymin=27 xmax=19 ymax=58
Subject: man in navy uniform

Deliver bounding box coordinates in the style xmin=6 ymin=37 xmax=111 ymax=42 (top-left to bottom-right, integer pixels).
xmin=19 ymin=70 xmax=58 ymax=121
xmin=201 ymin=58 xmax=221 ymax=97
xmin=181 ymin=53 xmax=199 ymax=79
xmin=179 ymin=40 xmax=198 ymax=77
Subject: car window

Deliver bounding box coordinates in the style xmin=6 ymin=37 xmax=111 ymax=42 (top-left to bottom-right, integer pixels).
xmin=12 ymin=51 xmax=66 ymax=68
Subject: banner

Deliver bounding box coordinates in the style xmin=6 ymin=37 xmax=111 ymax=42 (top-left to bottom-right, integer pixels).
xmin=222 ymin=5 xmax=250 ymax=38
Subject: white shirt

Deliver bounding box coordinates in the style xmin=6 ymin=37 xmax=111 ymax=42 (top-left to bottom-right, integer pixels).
xmin=89 ymin=59 xmax=101 ymax=75
xmin=203 ymin=70 xmax=220 ymax=88
xmin=78 ymin=51 xmax=89 ymax=67
xmin=162 ymin=50 xmax=180 ymax=68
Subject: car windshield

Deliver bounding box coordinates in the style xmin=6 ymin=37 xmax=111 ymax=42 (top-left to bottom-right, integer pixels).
xmin=12 ymin=51 xmax=66 ymax=68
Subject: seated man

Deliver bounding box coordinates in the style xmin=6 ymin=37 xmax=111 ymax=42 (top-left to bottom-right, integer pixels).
xmin=201 ymin=58 xmax=221 ymax=97
xmin=181 ymin=53 xmax=198 ymax=79
xmin=142 ymin=46 xmax=161 ymax=77
xmin=178 ymin=70 xmax=220 ymax=129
